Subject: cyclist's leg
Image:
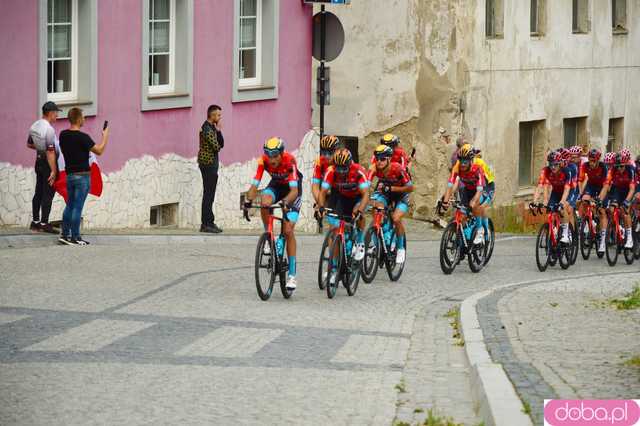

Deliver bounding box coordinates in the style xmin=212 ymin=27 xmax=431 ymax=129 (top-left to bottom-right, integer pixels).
xmin=392 ymin=193 xmax=410 ymax=251
xmin=283 ymin=187 xmax=302 ymax=278
xmin=260 ymin=184 xmax=278 ymax=230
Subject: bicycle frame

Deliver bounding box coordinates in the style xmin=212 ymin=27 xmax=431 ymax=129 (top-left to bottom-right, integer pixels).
xmin=608 ymin=203 xmax=625 ymax=245
xmin=583 ymin=200 xmax=597 ymax=236
xmin=371 ymin=206 xmax=394 ymax=254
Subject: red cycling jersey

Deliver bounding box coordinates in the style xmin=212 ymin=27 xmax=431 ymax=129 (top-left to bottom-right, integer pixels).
xmin=322 ymin=163 xmax=370 ymax=198
xmin=538 ymin=167 xmax=571 ymax=194
xmin=448 ymin=163 xmax=486 ymax=191
xmin=579 ymin=162 xmax=607 ymax=187
xmin=252 ymin=152 xmax=300 ymax=187
xmin=605 ymin=165 xmax=636 ymax=189
xmin=312 ymin=155 xmax=331 ymax=185
xmin=371 ymin=162 xmax=412 ymax=188
xmin=370 ymin=147 xmax=410 ymax=170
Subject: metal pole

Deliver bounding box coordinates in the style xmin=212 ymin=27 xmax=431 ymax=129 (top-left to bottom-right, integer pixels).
xmin=319 ymin=5 xmax=326 ymax=140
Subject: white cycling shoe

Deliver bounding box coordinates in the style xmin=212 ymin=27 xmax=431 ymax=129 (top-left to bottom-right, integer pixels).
xmin=396 ymin=248 xmax=406 ymax=264
xmin=354 ymin=243 xmax=365 ymax=261
xmin=625 ymin=235 xmax=634 ymax=249
xmin=263 ymin=243 xmax=271 ymax=256
xmin=473 ymin=228 xmax=485 ymax=245
xmin=286 ymin=276 xmax=297 ymax=291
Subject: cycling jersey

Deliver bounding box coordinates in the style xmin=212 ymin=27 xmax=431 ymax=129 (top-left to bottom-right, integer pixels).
xmin=605 ymin=165 xmax=635 ymax=189
xmin=311 ymin=155 xmax=331 ymax=185
xmin=369 ymin=162 xmax=412 ymax=187
xmin=538 ymin=167 xmax=571 ymax=194
xmin=448 ymin=163 xmax=486 ymax=191
xmin=252 ymin=152 xmax=301 ymax=188
xmin=451 ymin=158 xmax=495 ymax=184
xmin=566 ymin=162 xmax=579 ymax=190
xmin=579 ymin=162 xmax=607 ymax=187
xmin=322 ymin=163 xmax=370 ymax=198
xmin=370 ymin=147 xmax=410 ymax=170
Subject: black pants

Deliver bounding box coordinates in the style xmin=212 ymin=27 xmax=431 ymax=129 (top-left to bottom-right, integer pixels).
xmin=33 ymin=157 xmax=55 ymax=223
xmin=199 ymin=163 xmax=219 ymax=226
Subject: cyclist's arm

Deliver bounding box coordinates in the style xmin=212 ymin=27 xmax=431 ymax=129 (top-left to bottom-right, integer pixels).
xmin=626 ymin=183 xmax=636 ymax=204
xmin=560 ymin=185 xmax=570 ymax=205
xmin=311 ymin=160 xmax=323 ymax=203
xmin=357 ymin=186 xmax=371 ymax=215
xmin=443 ymin=169 xmax=458 ymax=203
xmin=318 ymin=169 xmax=334 ymax=208
xmin=599 ymin=170 xmax=613 ymax=201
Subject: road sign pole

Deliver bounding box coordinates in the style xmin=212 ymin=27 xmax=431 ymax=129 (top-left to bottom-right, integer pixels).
xmin=319 ymin=5 xmax=326 ymax=140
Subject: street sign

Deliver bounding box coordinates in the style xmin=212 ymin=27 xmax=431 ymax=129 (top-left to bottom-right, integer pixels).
xmin=312 ymin=11 xmax=344 ymax=62
xmin=304 ymin=0 xmax=351 ymax=4
xmin=316 ymin=66 xmax=330 ymax=105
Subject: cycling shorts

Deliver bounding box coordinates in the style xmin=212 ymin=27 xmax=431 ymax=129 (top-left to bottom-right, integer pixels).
xmin=326 ymin=195 xmax=362 ymax=228
xmin=605 ymin=187 xmax=630 ymax=208
xmin=581 ymin=184 xmax=602 ymax=199
xmin=371 ymin=191 xmax=410 ymax=213
xmin=261 ymin=179 xmax=303 ymax=223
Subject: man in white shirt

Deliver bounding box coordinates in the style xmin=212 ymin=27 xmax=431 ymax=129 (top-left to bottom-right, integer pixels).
xmin=27 ymin=101 xmax=60 ymax=233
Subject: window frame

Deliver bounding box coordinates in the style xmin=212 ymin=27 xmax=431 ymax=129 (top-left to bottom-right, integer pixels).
xmin=238 ymin=0 xmax=263 ymax=88
xmin=148 ymin=0 xmax=176 ymax=95
xmin=612 ymin=0 xmax=628 ymax=33
xmin=485 ymin=0 xmax=504 ymax=39
xmin=47 ymin=0 xmax=79 ymax=103
xmin=518 ymin=124 xmax=534 ymax=188
xmin=572 ymin=0 xmax=590 ymax=34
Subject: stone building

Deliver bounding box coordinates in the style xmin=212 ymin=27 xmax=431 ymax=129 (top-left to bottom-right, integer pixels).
xmin=0 ymin=1 xmax=319 ymax=231
xmin=314 ymin=0 xmax=640 ymax=219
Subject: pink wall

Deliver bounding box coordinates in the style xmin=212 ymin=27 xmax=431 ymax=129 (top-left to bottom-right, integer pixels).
xmin=0 ymin=1 xmax=312 ymax=173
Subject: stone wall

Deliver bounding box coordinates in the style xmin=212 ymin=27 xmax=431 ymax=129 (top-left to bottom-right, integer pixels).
xmin=0 ymin=131 xmax=320 ymax=232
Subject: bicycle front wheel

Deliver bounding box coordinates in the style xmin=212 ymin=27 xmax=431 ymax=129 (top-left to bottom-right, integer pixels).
xmin=605 ymin=222 xmax=619 ymax=267
xmin=440 ymin=223 xmax=460 ymax=275
xmin=318 ymin=232 xmax=332 ymax=289
xmin=385 ymin=231 xmax=406 ymax=282
xmin=483 ymin=218 xmax=495 ymax=266
xmin=362 ymin=226 xmax=380 ymax=283
xmin=327 ymin=236 xmax=343 ymax=299
xmin=535 ymin=224 xmax=550 ymax=272
xmin=579 ymin=220 xmax=593 ymax=260
xmin=255 ymin=233 xmax=276 ymax=301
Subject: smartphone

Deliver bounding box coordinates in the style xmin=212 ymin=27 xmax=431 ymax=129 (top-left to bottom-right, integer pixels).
xmin=103 ymin=120 xmax=109 ymax=130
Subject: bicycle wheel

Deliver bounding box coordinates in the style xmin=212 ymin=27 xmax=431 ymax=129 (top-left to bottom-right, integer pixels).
xmin=558 ymin=240 xmax=571 ymax=270
xmin=327 ymin=236 xmax=343 ymax=299
xmin=483 ymin=218 xmax=495 ymax=266
xmin=605 ymin=222 xmax=619 ymax=267
xmin=467 ymin=228 xmax=486 ymax=273
xmin=569 ymin=223 xmax=579 ymax=265
xmin=385 ymin=231 xmax=406 ymax=281
xmin=440 ymin=223 xmax=460 ymax=274
xmin=535 ymin=224 xmax=550 ymax=272
xmin=278 ymin=241 xmax=293 ymax=299
xmin=318 ymin=232 xmax=332 ymax=289
xmin=362 ymin=226 xmax=380 ymax=283
xmin=579 ymin=220 xmax=592 ymax=260
xmin=344 ymin=255 xmax=361 ymax=296
xmin=255 ymin=233 xmax=276 ymax=301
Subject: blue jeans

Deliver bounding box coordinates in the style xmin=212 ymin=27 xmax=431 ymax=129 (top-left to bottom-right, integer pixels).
xmin=62 ymin=174 xmax=90 ymax=238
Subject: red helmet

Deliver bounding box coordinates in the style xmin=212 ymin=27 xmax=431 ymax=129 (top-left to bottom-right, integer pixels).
xmin=569 ymin=145 xmax=582 ymax=156
xmin=604 ymin=152 xmax=616 ymax=165
xmin=547 ymin=151 xmax=562 ymax=165
xmin=620 ymin=148 xmax=631 ymax=164
xmin=587 ymin=148 xmax=601 ymax=161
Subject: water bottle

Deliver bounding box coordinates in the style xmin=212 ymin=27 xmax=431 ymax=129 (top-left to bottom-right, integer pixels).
xmin=346 ymin=238 xmax=353 ymax=256
xmin=275 ymin=235 xmax=285 ymax=257
xmin=464 ymin=223 xmax=473 ymax=241
xmin=383 ymin=221 xmax=392 ymax=246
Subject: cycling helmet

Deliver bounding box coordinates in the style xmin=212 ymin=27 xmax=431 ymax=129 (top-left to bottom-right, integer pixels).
xmin=604 ymin=152 xmax=616 ymax=165
xmin=374 ymin=144 xmax=393 ymax=160
xmin=547 ymin=151 xmax=562 ymax=165
xmin=620 ymin=148 xmax=631 ymax=164
xmin=320 ymin=135 xmax=340 ymax=151
xmin=264 ymin=137 xmax=285 ymax=157
xmin=333 ymin=149 xmax=353 ymax=169
xmin=458 ymin=144 xmax=475 ymax=161
xmin=587 ymin=148 xmax=602 ymax=161
xmin=569 ymin=145 xmax=582 ymax=156
xmin=381 ymin=133 xmax=400 ymax=147
xmin=560 ymin=148 xmax=572 ymax=161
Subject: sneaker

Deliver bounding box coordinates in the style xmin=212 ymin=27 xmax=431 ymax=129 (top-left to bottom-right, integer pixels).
xmin=263 ymin=243 xmax=271 ymax=256
xmin=40 ymin=223 xmax=58 ymax=234
xmin=286 ymin=275 xmax=297 ymax=291
xmin=72 ymin=238 xmax=90 ymax=246
xmin=58 ymin=236 xmax=74 ymax=245
xmin=354 ymin=243 xmax=365 ymax=261
xmin=199 ymin=224 xmax=217 ymax=233
xmin=473 ymin=227 xmax=485 ymax=245
xmin=210 ymin=223 xmax=223 ymax=233
xmin=625 ymin=232 xmax=633 ymax=249
xmin=30 ymin=221 xmax=42 ymax=232
xmin=396 ymin=248 xmax=406 ymax=264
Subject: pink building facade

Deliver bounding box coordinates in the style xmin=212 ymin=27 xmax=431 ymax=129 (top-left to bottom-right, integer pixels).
xmin=0 ymin=0 xmax=318 ymax=230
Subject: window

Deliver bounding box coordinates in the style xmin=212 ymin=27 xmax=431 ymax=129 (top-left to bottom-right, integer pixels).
xmin=530 ymin=0 xmax=545 ymax=35
xmin=233 ymin=0 xmax=279 ymax=102
xmin=141 ymin=0 xmax=193 ymax=111
xmin=238 ymin=0 xmax=262 ymax=87
xmin=563 ymin=117 xmax=588 ymax=149
xmin=148 ymin=0 xmax=175 ymax=94
xmin=519 ymin=121 xmax=546 ymax=187
xmin=39 ymin=0 xmax=97 ymax=117
xmin=572 ymin=0 xmax=590 ymax=33
xmin=612 ymin=0 xmax=627 ymax=32
xmin=607 ymin=118 xmax=624 ymax=152
xmin=485 ymin=0 xmax=504 ymax=38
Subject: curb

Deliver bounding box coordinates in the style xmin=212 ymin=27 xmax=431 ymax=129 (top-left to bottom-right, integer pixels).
xmin=460 ymin=288 xmax=534 ymax=426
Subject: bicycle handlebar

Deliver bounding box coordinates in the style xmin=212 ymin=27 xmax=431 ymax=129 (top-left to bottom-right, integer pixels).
xmin=242 ymin=201 xmax=289 ymax=223
xmin=321 ymin=207 xmax=362 ymax=223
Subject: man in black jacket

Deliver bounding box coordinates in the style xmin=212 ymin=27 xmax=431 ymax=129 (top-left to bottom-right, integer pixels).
xmin=198 ymin=105 xmax=224 ymax=233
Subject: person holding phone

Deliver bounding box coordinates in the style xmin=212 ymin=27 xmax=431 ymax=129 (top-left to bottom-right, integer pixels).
xmin=58 ymin=108 xmax=109 ymax=245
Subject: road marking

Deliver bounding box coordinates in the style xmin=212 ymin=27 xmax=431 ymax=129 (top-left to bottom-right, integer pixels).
xmin=175 ymin=326 xmax=283 ymax=358
xmin=23 ymin=319 xmax=154 ymax=352
xmin=332 ymin=335 xmax=409 ymax=366
xmin=496 ymin=236 xmax=535 ymax=242
xmin=0 ymin=313 xmax=29 ymax=326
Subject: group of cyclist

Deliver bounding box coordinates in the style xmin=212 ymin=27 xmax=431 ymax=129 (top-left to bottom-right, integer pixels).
xmin=531 ymin=146 xmax=640 ymax=255
xmin=244 ymin=133 xmax=414 ymax=292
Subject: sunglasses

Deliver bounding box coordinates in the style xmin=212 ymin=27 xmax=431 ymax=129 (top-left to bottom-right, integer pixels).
xmin=549 ymin=162 xmax=561 ymax=168
xmin=375 ymin=156 xmax=391 ymax=162
xmin=264 ymin=149 xmax=281 ymax=158
xmin=336 ymin=166 xmax=350 ymax=174
xmin=459 ymin=159 xmax=472 ymax=165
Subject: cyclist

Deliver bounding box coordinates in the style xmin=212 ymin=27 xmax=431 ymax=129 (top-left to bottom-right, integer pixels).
xmin=598 ymin=153 xmax=636 ymax=251
xmin=312 ymin=135 xmax=340 ymax=219
xmin=442 ymin=144 xmax=488 ymax=245
xmin=318 ymin=149 xmax=370 ymax=263
xmin=531 ymin=151 xmax=573 ymax=244
xmin=369 ymin=145 xmax=414 ymax=264
xmin=578 ymin=148 xmax=607 ymax=233
xmin=370 ymin=133 xmax=411 ymax=172
xmin=245 ymin=137 xmax=303 ymax=291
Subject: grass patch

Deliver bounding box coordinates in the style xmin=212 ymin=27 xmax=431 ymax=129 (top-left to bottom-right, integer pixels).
xmin=549 ymin=302 xmax=559 ymax=308
xmin=624 ymin=355 xmax=640 ymax=368
xmin=445 ymin=306 xmax=465 ymax=347
xmin=421 ymin=409 xmax=464 ymax=426
xmin=522 ymin=400 xmax=532 ymax=415
xmin=395 ymin=379 xmax=407 ymax=393
xmin=610 ymin=285 xmax=640 ymax=310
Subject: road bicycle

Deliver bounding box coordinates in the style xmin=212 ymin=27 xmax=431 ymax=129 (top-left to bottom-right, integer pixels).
xmin=437 ymin=200 xmax=487 ymax=274
xmin=604 ymin=201 xmax=634 ymax=266
xmin=243 ymin=201 xmax=293 ymax=301
xmin=361 ymin=205 xmax=407 ymax=283
xmin=529 ymin=203 xmax=572 ymax=272
xmin=578 ymin=199 xmax=602 ymax=260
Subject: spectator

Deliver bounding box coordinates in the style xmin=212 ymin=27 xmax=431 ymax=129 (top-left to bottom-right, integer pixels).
xmin=58 ymin=108 xmax=109 ymax=245
xmin=27 ymin=101 xmax=60 ymax=233
xmin=198 ymin=105 xmax=224 ymax=233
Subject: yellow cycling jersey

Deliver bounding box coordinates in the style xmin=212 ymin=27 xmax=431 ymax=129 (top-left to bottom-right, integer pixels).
xmin=452 ymin=158 xmax=495 ymax=184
